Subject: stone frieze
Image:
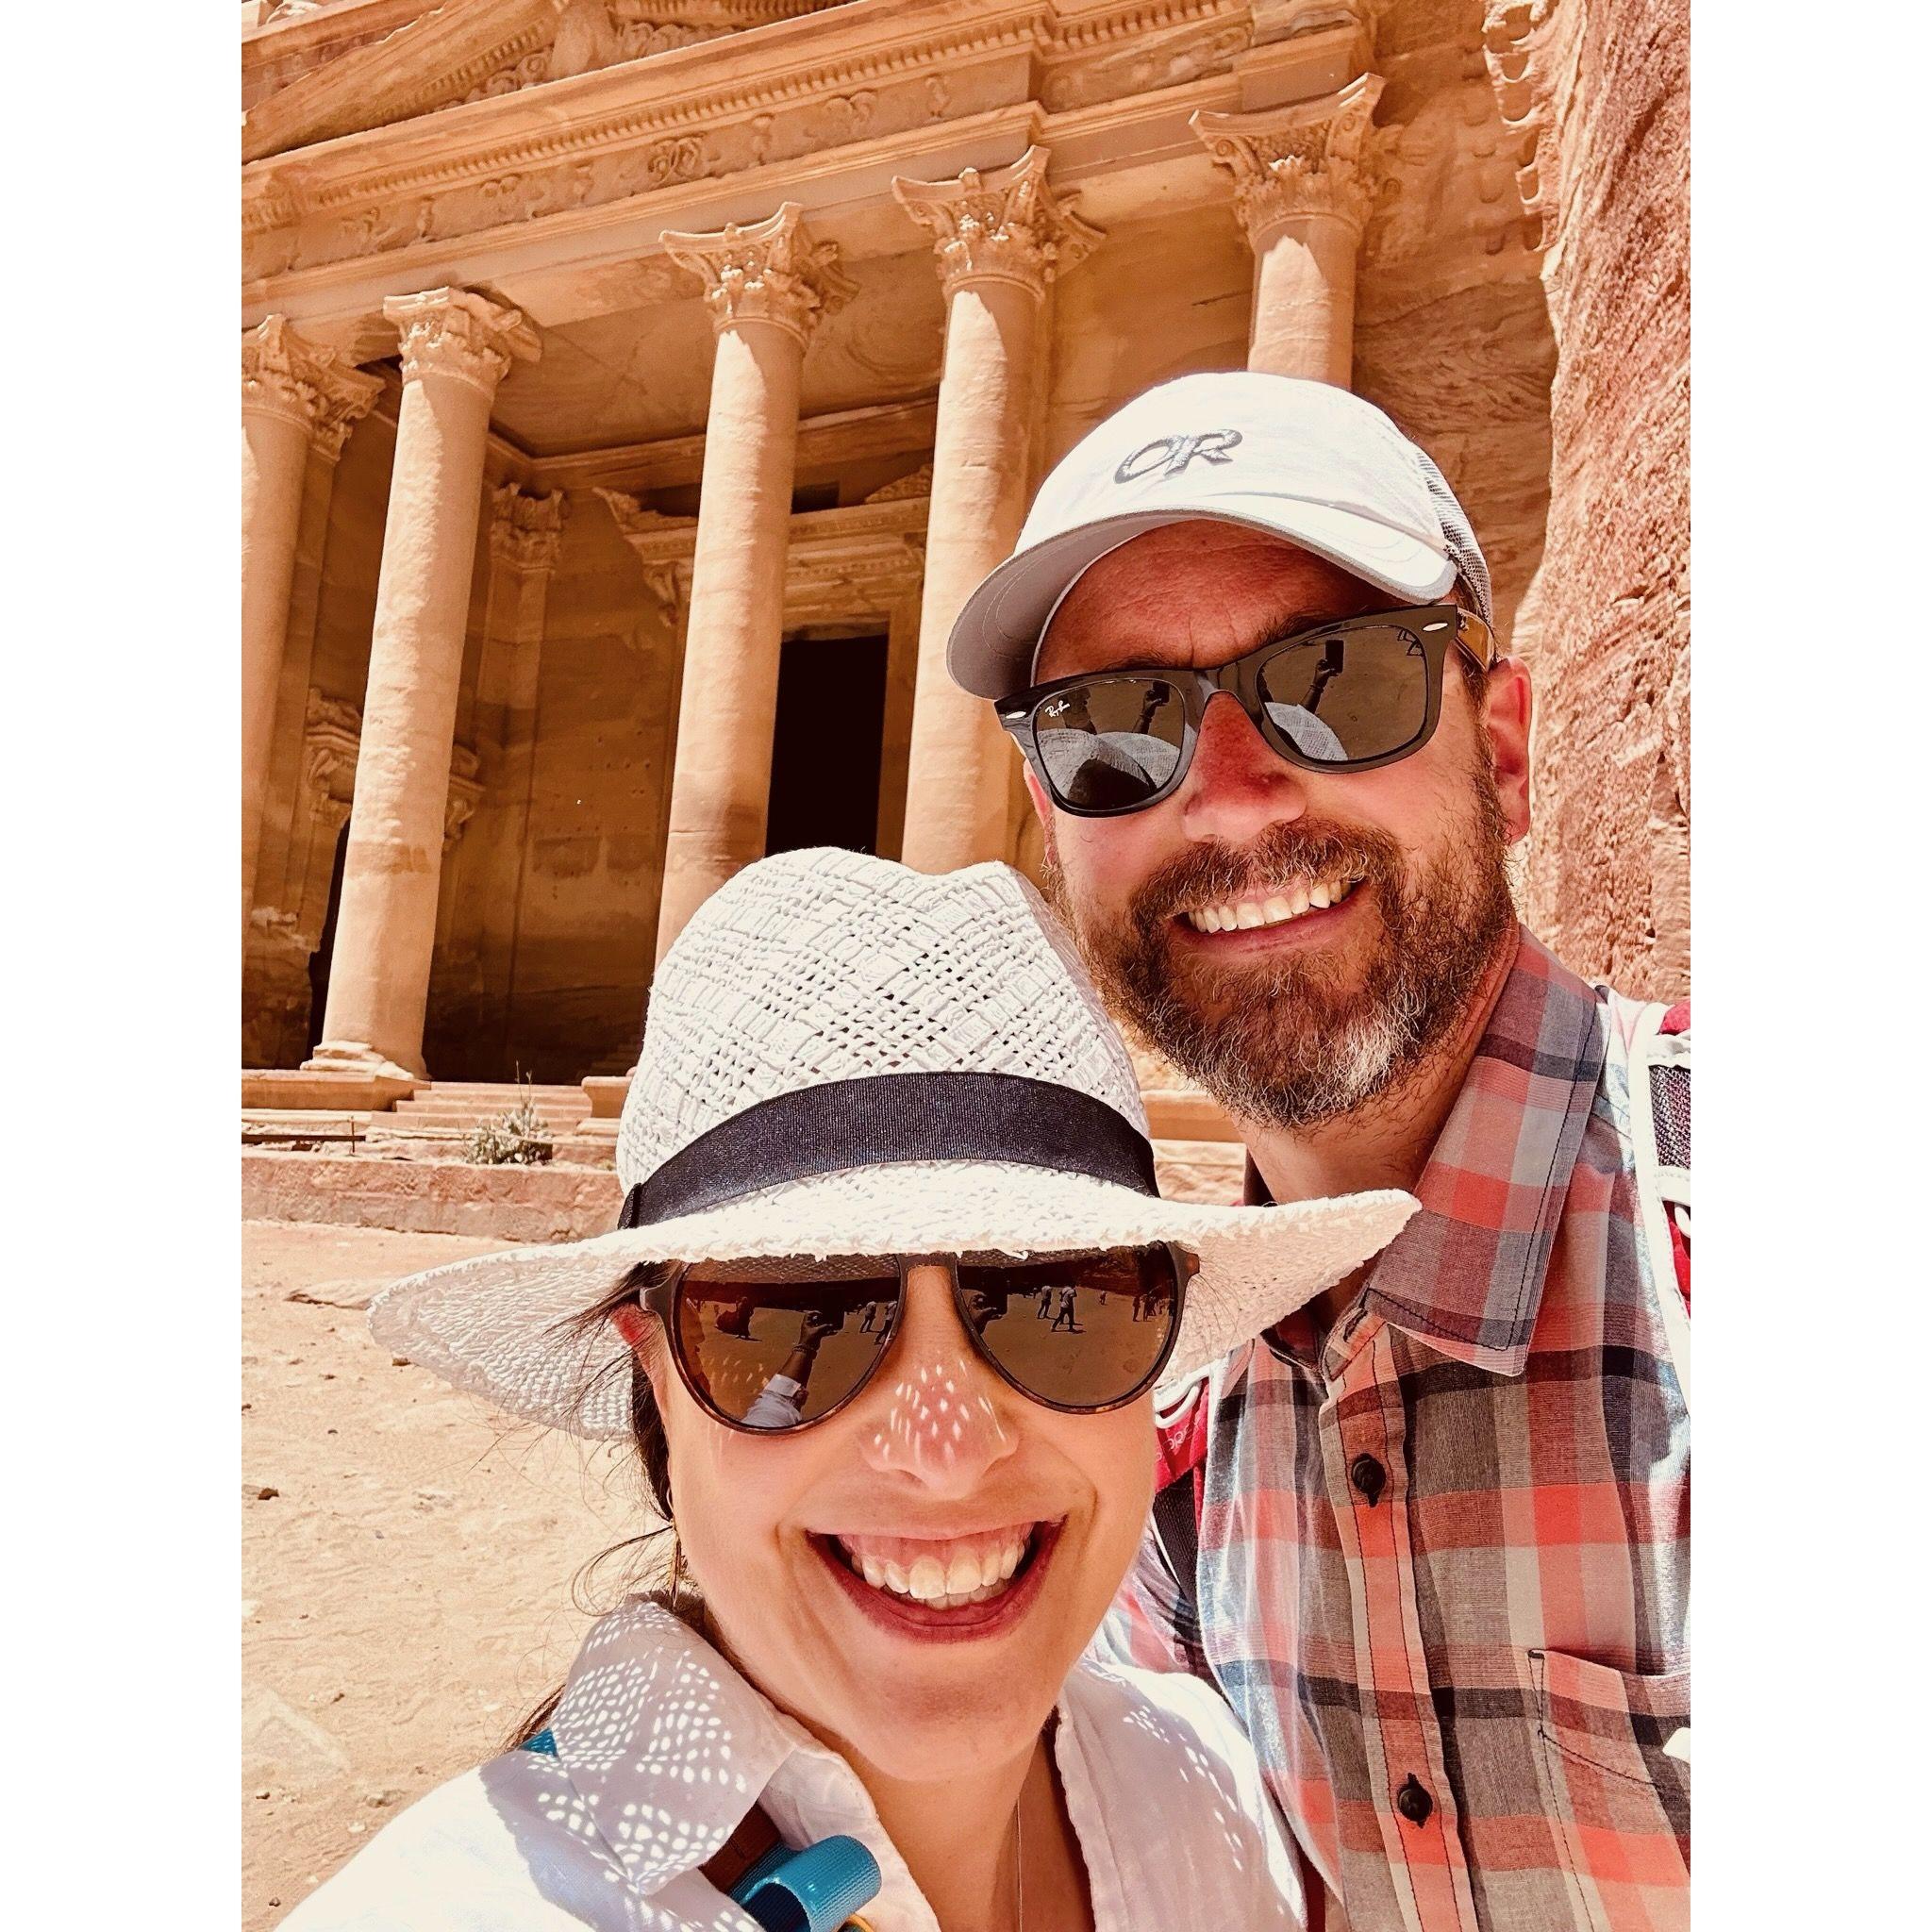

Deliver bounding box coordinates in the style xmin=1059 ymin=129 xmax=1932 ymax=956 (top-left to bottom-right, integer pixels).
xmin=241 ymin=0 xmax=1361 ymax=293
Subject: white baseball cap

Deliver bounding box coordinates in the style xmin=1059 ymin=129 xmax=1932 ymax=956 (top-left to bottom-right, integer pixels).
xmin=947 ymin=371 xmax=1493 ymax=701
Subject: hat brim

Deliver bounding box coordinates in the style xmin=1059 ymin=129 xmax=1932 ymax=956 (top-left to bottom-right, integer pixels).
xmin=947 ymin=497 xmax=1458 ymax=700
xmin=369 ymin=1160 xmax=1417 ymax=1438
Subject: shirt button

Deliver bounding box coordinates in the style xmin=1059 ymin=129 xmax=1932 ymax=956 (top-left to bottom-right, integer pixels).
xmin=1348 ymin=1454 xmax=1386 ymax=1506
xmin=1395 ymin=1774 xmax=1434 ymax=1826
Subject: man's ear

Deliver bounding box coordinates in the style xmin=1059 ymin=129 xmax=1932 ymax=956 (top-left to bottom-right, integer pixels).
xmin=1482 ymin=658 xmax=1534 ymax=843
xmin=1023 ymin=763 xmax=1054 ymax=832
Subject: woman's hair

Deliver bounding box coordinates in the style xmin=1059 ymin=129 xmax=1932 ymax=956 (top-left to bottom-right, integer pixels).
xmin=504 ymin=1259 xmax=691 ymax=1747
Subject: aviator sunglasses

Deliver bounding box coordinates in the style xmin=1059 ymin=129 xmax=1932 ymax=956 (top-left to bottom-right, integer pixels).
xmin=997 ymin=603 xmax=1497 ymax=818
xmin=640 ymin=1243 xmax=1192 ymax=1434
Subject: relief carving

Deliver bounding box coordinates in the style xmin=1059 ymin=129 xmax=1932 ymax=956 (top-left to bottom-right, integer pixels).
xmin=613 ymin=136 xmax=710 ymax=196
xmin=816 ymin=90 xmax=878 ymax=143
xmin=302 ymin=691 xmax=362 ymax=814
xmin=457 ymin=3 xmax=822 ymax=107
xmin=444 ymin=746 xmax=484 ymax=854
xmin=596 ymin=488 xmax=697 ymax=628
xmin=863 ymin=461 xmax=934 ymax=504
xmin=1042 ymin=15 xmax=1248 ymax=115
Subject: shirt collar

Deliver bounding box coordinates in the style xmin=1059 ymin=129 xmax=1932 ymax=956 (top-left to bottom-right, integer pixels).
xmin=1245 ymin=927 xmax=1606 ymax=1376
xmin=545 ymin=1596 xmax=937 ymax=1929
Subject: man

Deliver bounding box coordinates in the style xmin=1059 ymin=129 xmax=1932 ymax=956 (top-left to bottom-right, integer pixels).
xmin=946 ymin=374 xmax=1689 ymax=1932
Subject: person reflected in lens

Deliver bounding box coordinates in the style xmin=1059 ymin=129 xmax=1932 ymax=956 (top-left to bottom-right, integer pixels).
xmin=281 ymin=847 xmax=1417 ymax=1932
xmin=741 ymin=1304 xmax=846 ymax=1431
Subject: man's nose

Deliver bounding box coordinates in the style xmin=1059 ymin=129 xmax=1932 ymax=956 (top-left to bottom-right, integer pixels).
xmin=1177 ymin=690 xmax=1309 ymax=842
xmin=855 ymin=1268 xmax=1019 ymax=1492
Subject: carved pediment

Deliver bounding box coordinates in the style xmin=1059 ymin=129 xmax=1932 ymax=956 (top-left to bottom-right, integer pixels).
xmin=242 ymin=0 xmax=855 ymax=162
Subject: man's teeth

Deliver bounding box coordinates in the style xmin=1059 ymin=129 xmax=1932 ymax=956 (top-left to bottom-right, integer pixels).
xmin=1184 ymin=876 xmax=1357 ymax=934
xmin=834 ymin=1528 xmax=1033 ymax=1609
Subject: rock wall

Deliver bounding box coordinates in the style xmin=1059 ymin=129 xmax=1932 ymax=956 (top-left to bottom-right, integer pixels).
xmin=1492 ymin=0 xmax=1690 ymax=996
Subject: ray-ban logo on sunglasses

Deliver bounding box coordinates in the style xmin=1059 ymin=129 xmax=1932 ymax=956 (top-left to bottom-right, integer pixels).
xmin=1114 ymin=429 xmax=1243 ymax=484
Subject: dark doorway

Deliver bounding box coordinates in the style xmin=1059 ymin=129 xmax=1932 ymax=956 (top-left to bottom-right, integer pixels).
xmin=305 ymin=818 xmax=351 ymax=1059
xmin=766 ymin=632 xmax=889 ymax=857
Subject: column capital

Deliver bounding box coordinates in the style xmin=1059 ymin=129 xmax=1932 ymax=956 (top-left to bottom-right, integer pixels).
xmin=382 ymin=288 xmax=541 ymax=400
xmin=892 ymin=146 xmax=1103 ymax=301
xmin=489 ymin=484 xmax=570 ymax=575
xmin=1192 ymin=74 xmax=1386 ymax=245
xmin=660 ymin=204 xmax=855 ymax=347
xmin=242 ymin=315 xmax=384 ymax=452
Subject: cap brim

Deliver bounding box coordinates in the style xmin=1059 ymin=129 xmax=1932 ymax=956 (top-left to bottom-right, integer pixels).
xmin=948 ymin=497 xmax=1458 ymax=700
xmin=370 ymin=1162 xmax=1418 ymax=1438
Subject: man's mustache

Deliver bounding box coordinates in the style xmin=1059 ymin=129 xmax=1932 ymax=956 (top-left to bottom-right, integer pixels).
xmin=1128 ymin=822 xmax=1401 ymax=929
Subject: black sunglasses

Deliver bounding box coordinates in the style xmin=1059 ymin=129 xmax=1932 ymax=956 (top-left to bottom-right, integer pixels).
xmin=641 ymin=1244 xmax=1191 ymax=1435
xmin=998 ymin=603 xmax=1497 ymax=818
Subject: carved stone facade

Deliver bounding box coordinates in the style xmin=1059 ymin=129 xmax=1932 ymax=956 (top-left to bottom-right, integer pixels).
xmin=242 ymin=0 xmax=1689 ymax=1088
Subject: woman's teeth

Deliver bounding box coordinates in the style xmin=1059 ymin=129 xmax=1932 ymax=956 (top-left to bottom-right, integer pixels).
xmin=832 ymin=1528 xmax=1033 ymax=1610
xmin=1183 ymin=874 xmax=1358 ymax=934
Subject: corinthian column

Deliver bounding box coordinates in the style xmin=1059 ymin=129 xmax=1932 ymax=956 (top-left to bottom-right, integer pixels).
xmin=242 ymin=316 xmax=380 ymax=936
xmin=307 ymin=289 xmax=538 ymax=1080
xmin=653 ymin=204 xmax=853 ymax=958
xmin=1192 ymin=75 xmax=1383 ymax=386
xmin=892 ymin=147 xmax=1101 ymax=872
xmin=465 ymin=485 xmax=568 ymax=1058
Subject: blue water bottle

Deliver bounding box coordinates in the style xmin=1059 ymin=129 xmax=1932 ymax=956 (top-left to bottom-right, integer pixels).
xmin=729 ymin=1835 xmax=881 ymax=1932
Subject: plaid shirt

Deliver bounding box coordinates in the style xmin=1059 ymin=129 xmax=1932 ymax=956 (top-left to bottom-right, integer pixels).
xmin=1097 ymin=930 xmax=1690 ymax=1932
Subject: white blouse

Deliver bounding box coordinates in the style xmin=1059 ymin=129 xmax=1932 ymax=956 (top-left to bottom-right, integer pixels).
xmin=280 ymin=1596 xmax=1304 ymax=1931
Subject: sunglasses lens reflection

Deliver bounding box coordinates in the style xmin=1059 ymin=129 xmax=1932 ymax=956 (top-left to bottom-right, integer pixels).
xmin=1031 ymin=676 xmax=1188 ymax=811
xmin=675 ymin=1262 xmax=898 ymax=1429
xmin=962 ymin=1246 xmax=1180 ymax=1407
xmin=1257 ymin=624 xmax=1429 ymax=764
xmin=671 ymin=1248 xmax=1181 ymax=1430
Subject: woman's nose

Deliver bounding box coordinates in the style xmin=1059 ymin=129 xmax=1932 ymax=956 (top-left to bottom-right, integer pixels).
xmin=855 ymin=1267 xmax=1019 ymax=1492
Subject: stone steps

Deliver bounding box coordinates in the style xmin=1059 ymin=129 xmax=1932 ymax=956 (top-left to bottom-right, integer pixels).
xmin=389 ymin=1082 xmax=590 ymax=1133
xmin=386 ymin=1107 xmax=588 ymax=1130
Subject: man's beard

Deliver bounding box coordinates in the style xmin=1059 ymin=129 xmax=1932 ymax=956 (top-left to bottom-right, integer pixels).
xmin=1041 ymin=758 xmax=1518 ymax=1133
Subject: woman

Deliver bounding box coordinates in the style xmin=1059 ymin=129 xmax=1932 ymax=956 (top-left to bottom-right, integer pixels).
xmin=282 ymin=847 xmax=1415 ymax=1931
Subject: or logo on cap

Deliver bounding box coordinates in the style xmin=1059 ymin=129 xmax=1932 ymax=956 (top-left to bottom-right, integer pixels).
xmin=1113 ymin=429 xmax=1242 ymax=485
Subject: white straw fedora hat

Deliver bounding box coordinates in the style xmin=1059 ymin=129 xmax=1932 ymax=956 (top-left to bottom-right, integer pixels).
xmin=371 ymin=847 xmax=1417 ymax=1437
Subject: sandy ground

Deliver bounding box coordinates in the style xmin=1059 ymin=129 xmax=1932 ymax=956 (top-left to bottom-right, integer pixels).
xmin=242 ymin=1221 xmax=664 ymax=1928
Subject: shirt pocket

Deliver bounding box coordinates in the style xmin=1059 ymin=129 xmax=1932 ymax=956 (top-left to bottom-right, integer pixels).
xmin=1526 ymin=1648 xmax=1690 ymax=1932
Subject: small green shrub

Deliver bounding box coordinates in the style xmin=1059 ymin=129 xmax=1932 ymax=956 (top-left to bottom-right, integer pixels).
xmin=466 ymin=1091 xmax=553 ymax=1166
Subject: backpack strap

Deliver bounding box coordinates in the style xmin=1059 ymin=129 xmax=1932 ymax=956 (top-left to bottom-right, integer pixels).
xmin=1628 ymin=999 xmax=1691 ymax=1413
xmin=1148 ymin=1370 xmax=1212 ymax=1661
